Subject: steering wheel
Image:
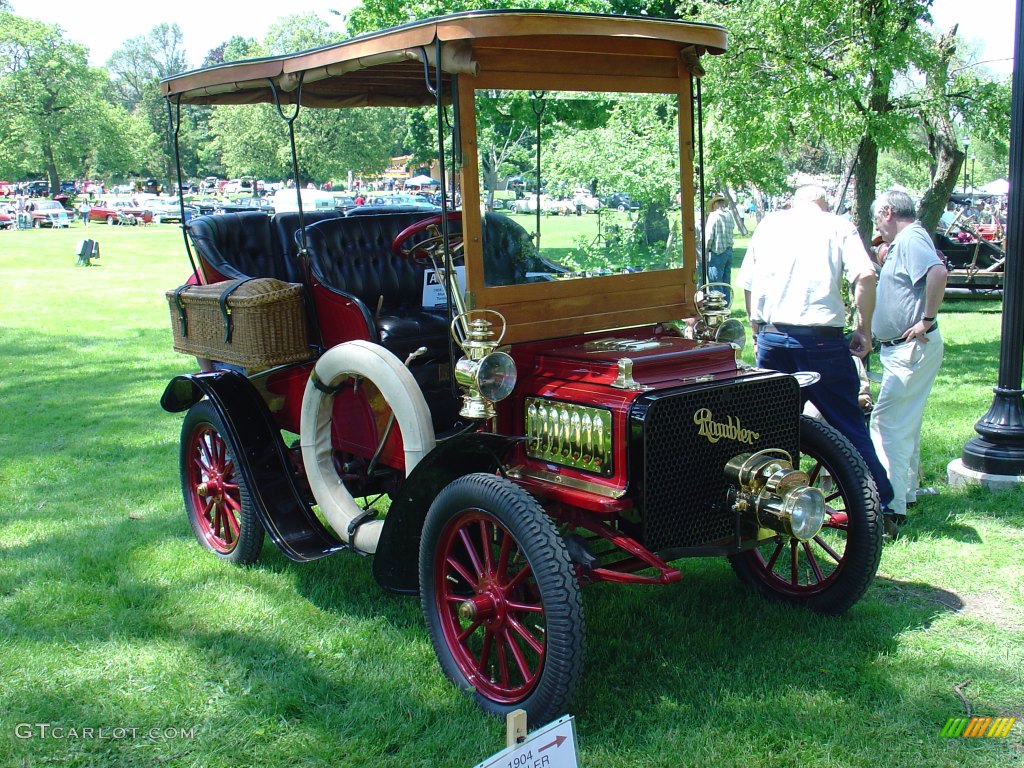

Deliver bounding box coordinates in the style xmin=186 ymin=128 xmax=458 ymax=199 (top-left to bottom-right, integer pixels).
xmin=391 ymin=211 xmax=463 ymax=265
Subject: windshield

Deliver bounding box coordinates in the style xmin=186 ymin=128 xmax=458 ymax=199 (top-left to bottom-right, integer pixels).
xmin=475 ymin=89 xmax=685 ymax=288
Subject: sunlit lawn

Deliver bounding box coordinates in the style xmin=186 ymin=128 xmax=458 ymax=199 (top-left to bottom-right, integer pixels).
xmin=0 ymin=221 xmax=1021 ymax=767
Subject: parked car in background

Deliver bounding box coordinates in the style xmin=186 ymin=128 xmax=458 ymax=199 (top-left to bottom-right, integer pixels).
xmin=214 ymin=197 xmax=274 ymax=214
xmin=60 ymin=180 xmax=79 ymax=195
xmin=0 ymin=204 xmax=14 ymax=229
xmin=148 ymin=198 xmax=195 ymax=223
xmin=143 ymin=179 xmax=163 ymax=195
xmin=190 ymin=198 xmax=223 ymax=216
xmin=89 ymin=199 xmax=154 ymax=225
xmin=1 ymin=181 xmax=15 ymax=196
xmin=605 ymin=191 xmax=639 ymax=211
xmin=27 ymin=199 xmax=71 ymax=228
xmin=507 ymin=193 xmax=575 ymax=215
xmin=222 ymin=178 xmax=254 ymax=195
xmin=26 ymin=180 xmax=50 ymax=197
xmin=571 ymin=188 xmax=602 ymax=212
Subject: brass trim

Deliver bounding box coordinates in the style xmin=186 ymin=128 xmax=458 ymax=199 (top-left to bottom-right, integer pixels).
xmin=506 ymin=465 xmax=626 ymax=499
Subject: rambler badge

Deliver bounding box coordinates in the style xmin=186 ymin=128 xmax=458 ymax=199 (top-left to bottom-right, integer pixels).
xmin=693 ymin=408 xmax=760 ymax=444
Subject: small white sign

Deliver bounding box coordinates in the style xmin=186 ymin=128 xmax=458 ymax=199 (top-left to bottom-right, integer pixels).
xmin=422 ymin=266 xmax=466 ymax=308
xmin=474 ymin=715 xmax=579 ymax=768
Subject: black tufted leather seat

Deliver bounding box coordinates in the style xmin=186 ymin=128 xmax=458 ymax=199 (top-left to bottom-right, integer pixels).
xmin=272 ymin=210 xmax=343 ymax=264
xmin=304 ymin=213 xmax=452 ymax=359
xmin=187 ymin=212 xmax=298 ymax=282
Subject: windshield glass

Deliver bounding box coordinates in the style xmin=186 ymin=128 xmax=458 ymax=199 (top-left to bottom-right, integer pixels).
xmin=475 ymin=89 xmax=685 ymax=288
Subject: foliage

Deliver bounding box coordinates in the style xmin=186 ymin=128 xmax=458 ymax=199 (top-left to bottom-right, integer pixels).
xmin=0 ymin=13 xmax=136 ymax=188
xmin=347 ymin=0 xmax=614 ymax=36
xmin=202 ymin=14 xmax=402 ymax=185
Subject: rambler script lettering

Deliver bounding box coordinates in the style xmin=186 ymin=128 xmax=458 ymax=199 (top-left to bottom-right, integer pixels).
xmin=693 ymin=408 xmax=759 ymax=445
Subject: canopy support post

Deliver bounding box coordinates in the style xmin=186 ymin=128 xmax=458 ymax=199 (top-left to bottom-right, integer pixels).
xmin=166 ymin=96 xmax=200 ymax=284
xmin=269 ymin=74 xmax=324 ymax=353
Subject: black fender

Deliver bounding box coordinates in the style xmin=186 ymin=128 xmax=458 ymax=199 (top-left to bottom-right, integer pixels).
xmin=162 ymin=371 xmax=345 ymax=562
xmin=372 ymin=432 xmax=519 ymax=594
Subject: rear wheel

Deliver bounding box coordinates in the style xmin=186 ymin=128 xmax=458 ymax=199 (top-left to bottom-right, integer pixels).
xmin=728 ymin=415 xmax=882 ymax=615
xmin=106 ymin=215 xmax=116 ymax=225
xmin=420 ymin=474 xmax=583 ymax=723
xmin=180 ymin=400 xmax=264 ymax=564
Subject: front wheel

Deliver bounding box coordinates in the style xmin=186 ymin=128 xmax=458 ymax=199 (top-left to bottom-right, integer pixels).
xmin=728 ymin=415 xmax=882 ymax=615
xmin=420 ymin=474 xmax=584 ymax=723
xmin=106 ymin=215 xmax=116 ymax=225
xmin=180 ymin=400 xmax=264 ymax=564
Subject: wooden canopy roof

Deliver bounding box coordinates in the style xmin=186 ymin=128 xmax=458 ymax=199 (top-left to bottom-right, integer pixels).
xmin=160 ymin=10 xmax=727 ymax=108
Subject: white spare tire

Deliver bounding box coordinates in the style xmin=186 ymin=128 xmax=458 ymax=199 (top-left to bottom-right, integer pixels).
xmin=300 ymin=340 xmax=436 ymax=554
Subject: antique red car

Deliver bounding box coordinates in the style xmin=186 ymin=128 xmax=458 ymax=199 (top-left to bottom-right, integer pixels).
xmin=160 ymin=11 xmax=882 ymax=725
xmin=89 ymin=199 xmax=154 ymax=225
xmin=27 ymin=199 xmax=72 ymax=228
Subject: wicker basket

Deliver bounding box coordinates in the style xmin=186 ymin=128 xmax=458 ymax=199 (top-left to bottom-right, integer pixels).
xmin=167 ymin=278 xmax=311 ymax=371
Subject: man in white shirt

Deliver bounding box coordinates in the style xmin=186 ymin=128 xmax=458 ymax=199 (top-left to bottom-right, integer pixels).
xmin=739 ymin=184 xmax=894 ymax=514
xmin=870 ymin=189 xmax=947 ymax=536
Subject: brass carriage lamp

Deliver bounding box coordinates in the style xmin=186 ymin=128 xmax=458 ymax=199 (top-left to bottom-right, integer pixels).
xmin=452 ymin=311 xmax=517 ymax=420
xmin=724 ymin=450 xmax=826 ymax=541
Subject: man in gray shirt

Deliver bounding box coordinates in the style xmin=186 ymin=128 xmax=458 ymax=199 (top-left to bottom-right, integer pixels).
xmin=870 ymin=189 xmax=948 ymax=537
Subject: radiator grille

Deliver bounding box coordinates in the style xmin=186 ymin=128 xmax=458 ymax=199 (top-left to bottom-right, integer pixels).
xmin=629 ymin=373 xmax=800 ymax=551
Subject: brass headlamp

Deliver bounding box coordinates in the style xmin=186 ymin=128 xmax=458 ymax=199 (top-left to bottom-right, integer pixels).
xmin=451 ymin=310 xmax=517 ymax=420
xmin=684 ymin=281 xmax=746 ymax=352
xmin=724 ymin=449 xmax=825 ymax=541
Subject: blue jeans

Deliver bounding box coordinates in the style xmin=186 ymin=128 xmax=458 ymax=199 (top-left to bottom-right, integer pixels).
xmin=707 ymin=247 xmax=733 ymax=302
xmin=756 ymin=331 xmax=894 ymax=507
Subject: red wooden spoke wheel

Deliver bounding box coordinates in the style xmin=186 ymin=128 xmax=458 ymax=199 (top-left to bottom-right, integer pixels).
xmin=420 ymin=474 xmax=583 ymax=723
xmin=180 ymin=400 xmax=263 ymax=564
xmin=729 ymin=416 xmax=883 ymax=615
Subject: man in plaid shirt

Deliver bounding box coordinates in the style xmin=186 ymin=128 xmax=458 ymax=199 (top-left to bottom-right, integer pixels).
xmin=706 ymin=194 xmax=735 ymax=301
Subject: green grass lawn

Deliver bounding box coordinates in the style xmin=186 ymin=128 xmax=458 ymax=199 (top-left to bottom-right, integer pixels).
xmin=0 ymin=223 xmax=1021 ymax=767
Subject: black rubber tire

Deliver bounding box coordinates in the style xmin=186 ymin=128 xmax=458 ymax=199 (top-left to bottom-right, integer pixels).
xmin=728 ymin=415 xmax=882 ymax=615
xmin=420 ymin=473 xmax=584 ymax=723
xmin=33 ymin=219 xmax=41 ymax=229
xmin=106 ymin=215 xmax=116 ymax=225
xmin=179 ymin=400 xmax=264 ymax=564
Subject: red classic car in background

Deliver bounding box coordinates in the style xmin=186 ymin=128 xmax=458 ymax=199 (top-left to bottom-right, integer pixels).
xmin=27 ymin=199 xmax=72 ymax=228
xmin=0 ymin=204 xmax=14 ymax=229
xmin=89 ymin=200 xmax=154 ymax=225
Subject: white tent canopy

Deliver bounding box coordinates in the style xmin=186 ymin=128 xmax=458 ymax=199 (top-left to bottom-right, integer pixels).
xmin=406 ymin=174 xmax=438 ymax=186
xmin=979 ymin=178 xmax=1009 ymax=195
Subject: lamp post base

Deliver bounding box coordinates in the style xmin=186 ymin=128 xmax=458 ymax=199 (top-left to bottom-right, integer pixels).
xmin=947 ymin=457 xmax=1024 ymax=491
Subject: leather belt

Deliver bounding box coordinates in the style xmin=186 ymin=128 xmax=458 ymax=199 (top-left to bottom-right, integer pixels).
xmin=880 ymin=322 xmax=938 ymax=347
xmin=760 ymin=323 xmax=845 ymax=338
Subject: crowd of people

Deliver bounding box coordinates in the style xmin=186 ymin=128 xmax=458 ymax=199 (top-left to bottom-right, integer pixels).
xmin=707 ymin=183 xmax=949 ymax=541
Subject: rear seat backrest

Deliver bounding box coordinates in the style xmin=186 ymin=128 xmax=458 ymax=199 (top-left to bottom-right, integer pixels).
xmin=188 ymin=211 xmax=302 ymax=283
xmin=271 ymin=210 xmax=342 ymax=263
xmin=304 ymin=213 xmax=435 ymax=311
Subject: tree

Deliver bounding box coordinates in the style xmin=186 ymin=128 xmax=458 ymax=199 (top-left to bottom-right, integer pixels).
xmin=201 ymin=14 xmax=402 ymax=186
xmin=107 ymin=23 xmax=192 ymax=189
xmin=0 ymin=13 xmax=134 ymax=191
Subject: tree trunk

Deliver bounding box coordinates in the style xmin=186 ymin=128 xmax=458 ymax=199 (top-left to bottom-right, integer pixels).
xmin=853 ymin=134 xmax=879 ymax=248
xmin=43 ymin=142 xmax=59 ymax=198
xmin=918 ymin=27 xmax=964 ymax=233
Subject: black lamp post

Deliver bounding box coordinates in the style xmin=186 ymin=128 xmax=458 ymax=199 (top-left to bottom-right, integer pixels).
xmin=952 ymin=0 xmax=1024 ymax=483
xmin=963 ymin=139 xmax=970 ymax=193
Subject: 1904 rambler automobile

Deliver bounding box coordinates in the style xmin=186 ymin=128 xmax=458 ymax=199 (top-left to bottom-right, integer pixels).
xmin=159 ymin=11 xmax=882 ymax=724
